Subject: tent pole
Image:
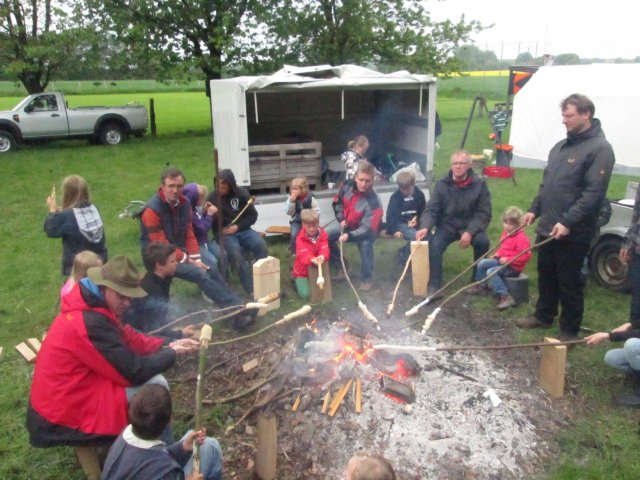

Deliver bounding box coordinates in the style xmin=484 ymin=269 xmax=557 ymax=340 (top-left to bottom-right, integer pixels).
xmin=419 ymin=85 xmax=423 ymax=116
xmin=254 ymin=92 xmax=259 ymax=124
xmin=341 ymin=89 xmax=344 ymax=120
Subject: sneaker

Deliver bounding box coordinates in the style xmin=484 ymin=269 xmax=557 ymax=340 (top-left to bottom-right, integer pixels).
xmin=497 ymin=294 xmax=516 ymax=310
xmin=359 ymin=281 xmax=373 ymax=291
xmin=515 ymin=317 xmax=552 ymax=329
xmin=613 ymin=390 xmax=640 ymax=408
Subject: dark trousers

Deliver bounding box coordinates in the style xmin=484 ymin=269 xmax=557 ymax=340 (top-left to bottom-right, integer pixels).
xmin=535 ymin=238 xmax=590 ymax=334
xmin=428 ymin=227 xmax=490 ymax=289
xmin=630 ymin=251 xmax=640 ymax=323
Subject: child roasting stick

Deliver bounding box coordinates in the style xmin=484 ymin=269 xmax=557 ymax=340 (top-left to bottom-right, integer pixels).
xmin=473 ymin=206 xmax=531 ymax=310
xmin=292 ymin=209 xmax=330 ymax=299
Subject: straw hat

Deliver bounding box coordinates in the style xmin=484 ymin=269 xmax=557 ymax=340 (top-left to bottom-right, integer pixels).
xmin=87 ymin=256 xmax=147 ymax=298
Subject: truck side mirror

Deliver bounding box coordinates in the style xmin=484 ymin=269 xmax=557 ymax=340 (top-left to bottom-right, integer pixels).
xmin=24 ymin=104 xmax=33 ymax=113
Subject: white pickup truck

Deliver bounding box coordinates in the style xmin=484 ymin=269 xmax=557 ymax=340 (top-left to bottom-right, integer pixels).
xmin=0 ymin=92 xmax=148 ymax=153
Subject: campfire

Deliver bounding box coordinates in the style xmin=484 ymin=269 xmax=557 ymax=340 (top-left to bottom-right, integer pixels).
xmin=292 ymin=321 xmax=421 ymax=412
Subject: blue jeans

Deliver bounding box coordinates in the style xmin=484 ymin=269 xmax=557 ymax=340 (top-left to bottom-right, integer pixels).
xmin=475 ymin=258 xmax=518 ymax=296
xmin=397 ymin=223 xmax=418 ymax=259
xmin=604 ymin=338 xmax=640 ymax=373
xmin=200 ymin=240 xmax=226 ymax=272
xmin=326 ymin=223 xmax=375 ymax=282
xmin=428 ymin=227 xmax=490 ymax=289
xmin=630 ymin=251 xmax=640 ymax=323
xmin=222 ymin=229 xmax=268 ymax=294
xmin=181 ymin=431 xmax=223 ymax=480
xmin=289 ymin=222 xmax=301 ymax=254
xmin=174 ymin=262 xmax=242 ymax=307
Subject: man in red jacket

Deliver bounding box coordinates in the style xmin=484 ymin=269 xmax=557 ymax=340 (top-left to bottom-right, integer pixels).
xmin=26 ymin=256 xmax=198 ymax=448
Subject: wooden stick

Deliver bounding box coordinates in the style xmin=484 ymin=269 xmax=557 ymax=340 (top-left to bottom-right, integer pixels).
xmin=387 ymin=245 xmax=416 ymax=316
xmin=406 ymin=225 xmax=527 ymax=317
xmin=373 ymin=338 xmax=587 ymax=353
xmin=209 ymin=305 xmax=312 ymax=346
xmin=329 ymin=379 xmax=354 ymax=417
xmin=355 ymin=378 xmax=362 ymax=413
xmin=230 ymin=196 xmax=255 ymax=226
xmin=420 ymin=235 xmax=555 ymax=333
xmin=316 ymin=258 xmax=324 ymax=290
xmin=291 ymin=393 xmax=301 ymax=412
xmin=321 ymin=390 xmax=331 ymax=414
xmin=193 ymin=324 xmax=213 ymax=474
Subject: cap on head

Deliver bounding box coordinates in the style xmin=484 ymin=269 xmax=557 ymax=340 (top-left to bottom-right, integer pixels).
xmin=87 ymin=256 xmax=147 ymax=298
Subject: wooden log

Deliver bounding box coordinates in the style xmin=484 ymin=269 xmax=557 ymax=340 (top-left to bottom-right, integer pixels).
xmin=255 ymin=413 xmax=277 ymax=480
xmin=410 ymin=241 xmax=429 ymax=297
xmin=329 ymin=379 xmax=354 ymax=417
xmin=291 ymin=393 xmax=301 ymax=412
xmin=539 ymin=337 xmax=567 ymax=398
xmin=0 ymin=346 xmax=4 ymax=360
xmin=15 ymin=342 xmax=37 ymax=363
xmin=242 ymin=358 xmax=259 ymax=373
xmin=309 ymin=262 xmax=332 ymax=304
xmin=355 ymin=378 xmax=362 ymax=413
xmin=26 ymin=337 xmax=42 ymax=353
xmin=253 ymin=256 xmax=281 ymax=316
xmin=321 ymin=390 xmax=331 ymax=414
xmin=380 ymin=375 xmax=416 ymax=403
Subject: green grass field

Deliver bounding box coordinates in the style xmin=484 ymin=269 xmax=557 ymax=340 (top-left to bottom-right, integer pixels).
xmin=1 ymin=79 xmax=640 ymax=479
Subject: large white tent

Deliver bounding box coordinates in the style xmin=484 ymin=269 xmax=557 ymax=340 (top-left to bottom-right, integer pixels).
xmin=510 ymin=64 xmax=640 ymax=175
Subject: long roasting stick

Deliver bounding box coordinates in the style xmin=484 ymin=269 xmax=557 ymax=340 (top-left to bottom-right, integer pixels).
xmin=386 ymin=244 xmax=417 ymax=316
xmin=209 ymin=305 xmax=312 ymax=346
xmin=373 ymin=338 xmax=587 ymax=352
xmin=316 ymin=258 xmax=325 ymax=290
xmin=148 ymin=293 xmax=280 ymax=335
xmin=339 ymin=227 xmax=380 ymax=329
xmin=405 ymin=225 xmax=526 ymax=317
xmin=193 ymin=324 xmax=213 ymax=474
xmin=421 ymin=235 xmax=555 ymax=333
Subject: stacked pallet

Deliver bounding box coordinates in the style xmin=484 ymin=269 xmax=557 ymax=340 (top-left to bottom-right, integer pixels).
xmin=249 ymin=141 xmax=322 ymax=193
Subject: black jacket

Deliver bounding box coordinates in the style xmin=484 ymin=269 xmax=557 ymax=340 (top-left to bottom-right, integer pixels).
xmin=419 ymin=169 xmax=492 ymax=236
xmin=529 ymin=118 xmax=615 ymax=244
xmin=386 ymin=187 xmax=427 ymax=234
xmin=207 ymin=169 xmax=258 ymax=236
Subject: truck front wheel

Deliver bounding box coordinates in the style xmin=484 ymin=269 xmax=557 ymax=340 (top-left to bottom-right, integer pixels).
xmin=99 ymin=123 xmax=126 ymax=145
xmin=590 ymin=237 xmax=631 ymax=292
xmin=0 ymin=131 xmax=16 ymax=153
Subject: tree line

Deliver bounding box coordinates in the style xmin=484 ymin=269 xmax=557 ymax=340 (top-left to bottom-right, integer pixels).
xmin=1 ymin=0 xmax=484 ymax=93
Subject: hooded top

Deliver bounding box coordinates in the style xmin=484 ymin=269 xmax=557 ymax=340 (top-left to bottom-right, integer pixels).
xmin=529 ymin=118 xmax=615 ymax=243
xmin=44 ymin=203 xmax=108 ymax=276
xmin=27 ymin=280 xmax=174 ymax=447
xmin=206 ymin=169 xmax=258 ymax=236
xmin=182 ymin=183 xmax=214 ymax=245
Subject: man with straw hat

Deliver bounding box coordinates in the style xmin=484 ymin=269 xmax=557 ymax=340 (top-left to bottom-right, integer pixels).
xmin=27 ymin=256 xmax=198 ymax=449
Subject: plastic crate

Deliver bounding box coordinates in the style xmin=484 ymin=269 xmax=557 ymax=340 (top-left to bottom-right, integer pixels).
xmin=483 ymin=166 xmax=515 ymax=178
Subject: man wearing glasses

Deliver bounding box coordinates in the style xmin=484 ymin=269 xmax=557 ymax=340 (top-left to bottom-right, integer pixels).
xmin=140 ymin=167 xmax=256 ymax=330
xmin=416 ymin=150 xmax=492 ymax=297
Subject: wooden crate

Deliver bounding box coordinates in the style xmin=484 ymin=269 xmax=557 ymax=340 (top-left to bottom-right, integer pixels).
xmin=249 ymin=142 xmax=322 ymax=193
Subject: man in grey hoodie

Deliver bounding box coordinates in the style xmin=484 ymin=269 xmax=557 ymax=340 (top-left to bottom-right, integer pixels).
xmin=517 ymin=94 xmax=615 ymax=338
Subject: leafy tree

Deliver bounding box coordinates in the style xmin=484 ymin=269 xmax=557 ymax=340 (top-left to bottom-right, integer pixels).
xmin=454 ymin=44 xmax=499 ymax=70
xmin=553 ymin=53 xmax=581 ymax=65
xmin=0 ymin=0 xmax=81 ymax=93
xmin=515 ymin=51 xmax=534 ymax=65
xmin=265 ymin=0 xmax=482 ymax=75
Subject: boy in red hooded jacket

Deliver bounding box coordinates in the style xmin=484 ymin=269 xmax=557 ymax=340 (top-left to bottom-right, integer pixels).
xmin=292 ymin=209 xmax=330 ymax=299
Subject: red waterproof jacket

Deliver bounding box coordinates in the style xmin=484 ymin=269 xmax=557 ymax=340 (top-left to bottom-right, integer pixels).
xmin=292 ymin=228 xmax=330 ymax=278
xmin=495 ymin=229 xmax=532 ymax=273
xmin=27 ymin=281 xmax=175 ymax=447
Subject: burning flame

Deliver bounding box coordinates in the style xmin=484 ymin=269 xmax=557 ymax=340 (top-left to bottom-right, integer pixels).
xmin=331 ymin=334 xmax=374 ymax=364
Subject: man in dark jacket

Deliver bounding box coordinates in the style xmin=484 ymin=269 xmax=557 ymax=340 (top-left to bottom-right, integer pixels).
xmin=517 ymin=94 xmax=615 ymax=338
xmin=27 ymin=256 xmax=198 ymax=448
xmin=207 ymin=169 xmax=268 ymax=295
xmin=123 ymin=242 xmax=195 ymax=339
xmin=416 ymin=150 xmax=492 ymax=295
xmin=140 ymin=167 xmax=255 ymax=330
